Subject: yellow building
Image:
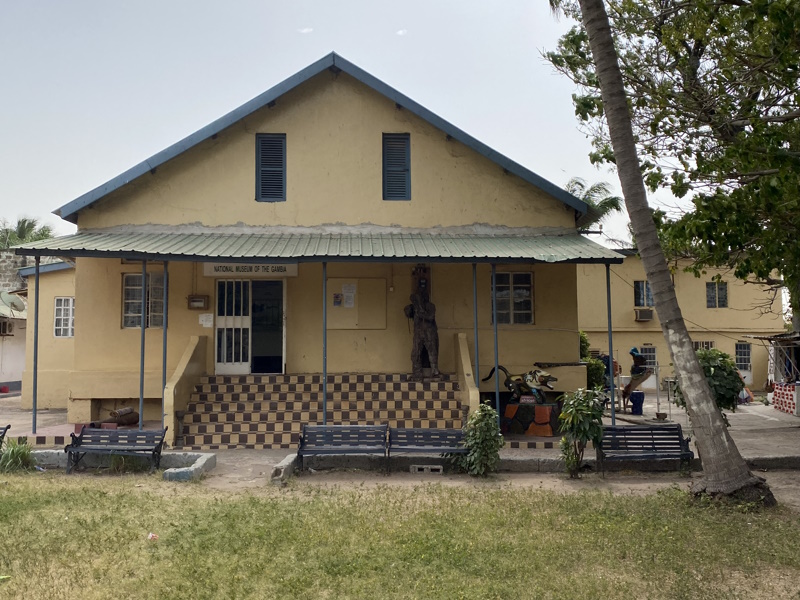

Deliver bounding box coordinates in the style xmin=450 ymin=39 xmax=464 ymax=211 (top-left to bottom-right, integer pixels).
xmin=17 ymin=53 xmax=621 ymax=447
xmin=577 ymin=250 xmax=784 ymax=391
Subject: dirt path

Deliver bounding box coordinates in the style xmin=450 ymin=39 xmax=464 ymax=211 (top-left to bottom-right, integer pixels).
xmin=198 ymin=450 xmax=800 ymax=511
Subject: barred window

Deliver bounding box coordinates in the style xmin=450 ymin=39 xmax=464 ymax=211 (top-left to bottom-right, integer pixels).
xmin=639 ymin=346 xmax=657 ymax=368
xmin=123 ymin=273 xmax=165 ymax=328
xmin=693 ymin=341 xmax=715 ymax=351
xmin=493 ymin=272 xmax=533 ymax=324
xmin=54 ymin=297 xmax=75 ymax=337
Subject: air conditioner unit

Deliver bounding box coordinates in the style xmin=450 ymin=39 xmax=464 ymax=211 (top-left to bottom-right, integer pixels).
xmin=0 ymin=320 xmax=12 ymax=336
xmin=634 ymin=308 xmax=654 ymax=322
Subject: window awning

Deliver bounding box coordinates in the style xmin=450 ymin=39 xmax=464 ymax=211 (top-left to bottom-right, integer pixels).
xmin=14 ymin=226 xmax=624 ymax=264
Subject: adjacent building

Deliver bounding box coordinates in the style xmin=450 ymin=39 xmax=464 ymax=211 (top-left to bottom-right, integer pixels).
xmin=578 ymin=250 xmax=785 ymax=391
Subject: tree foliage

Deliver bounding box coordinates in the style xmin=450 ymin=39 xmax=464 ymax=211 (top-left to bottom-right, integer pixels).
xmin=566 ymin=177 xmax=623 ymax=227
xmin=546 ymin=0 xmax=800 ymax=324
xmin=0 ymin=217 xmax=53 ymax=249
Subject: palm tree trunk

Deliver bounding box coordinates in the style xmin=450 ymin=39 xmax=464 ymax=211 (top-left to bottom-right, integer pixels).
xmin=576 ymin=0 xmax=774 ymax=503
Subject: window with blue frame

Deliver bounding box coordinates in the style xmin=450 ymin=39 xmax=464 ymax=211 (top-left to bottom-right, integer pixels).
xmin=383 ymin=133 xmax=410 ymax=200
xmin=256 ymin=134 xmax=286 ymax=202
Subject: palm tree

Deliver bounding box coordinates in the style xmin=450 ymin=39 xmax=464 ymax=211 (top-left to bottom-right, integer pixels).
xmin=0 ymin=217 xmax=53 ymax=249
xmin=552 ymin=0 xmax=774 ymax=503
xmin=565 ymin=177 xmax=623 ymax=228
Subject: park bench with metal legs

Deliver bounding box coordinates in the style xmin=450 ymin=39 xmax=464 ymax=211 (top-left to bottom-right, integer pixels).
xmin=596 ymin=424 xmax=693 ymax=476
xmin=64 ymin=427 xmax=168 ymax=474
xmin=388 ymin=428 xmax=467 ymax=466
xmin=0 ymin=424 xmax=9 ymax=450
xmin=297 ymin=424 xmax=388 ymax=471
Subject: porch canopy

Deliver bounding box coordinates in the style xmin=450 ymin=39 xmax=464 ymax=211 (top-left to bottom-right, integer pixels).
xmin=14 ymin=225 xmax=623 ymax=264
xmin=16 ymin=224 xmax=623 ymax=433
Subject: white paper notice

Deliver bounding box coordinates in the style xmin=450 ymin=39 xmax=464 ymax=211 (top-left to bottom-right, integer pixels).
xmin=199 ymin=313 xmax=214 ymax=328
xmin=343 ymin=293 xmax=355 ymax=308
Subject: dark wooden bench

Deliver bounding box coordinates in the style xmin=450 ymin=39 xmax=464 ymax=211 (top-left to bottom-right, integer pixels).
xmin=297 ymin=424 xmax=388 ymax=471
xmin=64 ymin=427 xmax=168 ymax=474
xmin=596 ymin=424 xmax=693 ymax=476
xmin=0 ymin=424 xmax=9 ymax=451
xmin=388 ymin=428 xmax=467 ymax=461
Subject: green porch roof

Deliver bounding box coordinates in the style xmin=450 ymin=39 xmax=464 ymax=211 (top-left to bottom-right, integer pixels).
xmin=14 ymin=227 xmax=623 ymax=264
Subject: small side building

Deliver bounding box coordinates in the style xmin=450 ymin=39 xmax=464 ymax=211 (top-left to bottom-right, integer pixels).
xmin=578 ymin=250 xmax=785 ymax=391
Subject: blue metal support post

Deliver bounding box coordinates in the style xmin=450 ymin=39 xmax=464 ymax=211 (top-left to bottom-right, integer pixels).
xmin=491 ymin=264 xmax=499 ymax=424
xmin=606 ymin=264 xmax=616 ymax=426
xmin=322 ymin=261 xmax=328 ymax=425
xmin=139 ymin=260 xmax=147 ymax=430
xmin=161 ymin=261 xmax=169 ymax=430
xmin=32 ymin=256 xmax=40 ymax=434
xmin=472 ymin=263 xmax=480 ymax=388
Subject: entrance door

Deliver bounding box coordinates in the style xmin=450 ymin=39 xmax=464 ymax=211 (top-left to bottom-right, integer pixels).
xmin=251 ymin=280 xmax=284 ymax=373
xmin=215 ymin=280 xmax=251 ymax=375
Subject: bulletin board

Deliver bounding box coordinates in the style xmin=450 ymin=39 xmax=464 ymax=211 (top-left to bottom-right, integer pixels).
xmin=326 ymin=278 xmax=387 ymax=330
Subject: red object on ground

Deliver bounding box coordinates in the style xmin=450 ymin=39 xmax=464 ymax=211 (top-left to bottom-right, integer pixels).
xmin=0 ymin=386 xmax=9 ymax=393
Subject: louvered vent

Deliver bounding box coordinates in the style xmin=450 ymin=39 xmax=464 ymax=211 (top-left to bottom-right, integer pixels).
xmin=383 ymin=133 xmax=410 ymax=200
xmin=256 ymin=134 xmax=286 ymax=201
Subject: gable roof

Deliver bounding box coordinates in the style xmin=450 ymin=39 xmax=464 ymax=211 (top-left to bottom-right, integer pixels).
xmin=55 ymin=52 xmax=598 ymax=226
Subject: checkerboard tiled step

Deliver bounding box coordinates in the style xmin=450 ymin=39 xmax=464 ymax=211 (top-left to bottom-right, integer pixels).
xmin=188 ymin=398 xmax=460 ymax=414
xmin=181 ymin=373 xmax=463 ymax=450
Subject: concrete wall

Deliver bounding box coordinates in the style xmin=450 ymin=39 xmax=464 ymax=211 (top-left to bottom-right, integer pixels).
xmin=0 ymin=250 xmax=30 ymax=292
xmin=577 ymin=257 xmax=785 ymax=390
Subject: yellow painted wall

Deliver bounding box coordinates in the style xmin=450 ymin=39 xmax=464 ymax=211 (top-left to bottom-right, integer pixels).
xmin=577 ymin=256 xmax=784 ymax=389
xmin=22 ymin=268 xmax=76 ymax=409
xmin=75 ymin=71 xmax=575 ymax=231
xmin=33 ymin=257 xmax=585 ymax=413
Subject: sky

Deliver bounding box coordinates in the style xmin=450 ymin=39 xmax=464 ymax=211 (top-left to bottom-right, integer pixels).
xmin=0 ymin=0 xmax=641 ymax=245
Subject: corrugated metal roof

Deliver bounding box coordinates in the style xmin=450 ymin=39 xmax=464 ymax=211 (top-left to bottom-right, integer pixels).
xmin=15 ymin=229 xmax=623 ymax=264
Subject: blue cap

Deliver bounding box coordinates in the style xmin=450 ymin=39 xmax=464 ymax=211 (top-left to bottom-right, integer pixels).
xmin=630 ymin=347 xmax=641 ymax=356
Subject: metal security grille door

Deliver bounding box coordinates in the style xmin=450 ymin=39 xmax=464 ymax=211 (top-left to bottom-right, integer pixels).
xmin=215 ymin=280 xmax=251 ymax=375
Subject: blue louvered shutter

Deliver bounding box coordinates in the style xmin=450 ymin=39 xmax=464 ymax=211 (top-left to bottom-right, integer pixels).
xmin=256 ymin=134 xmax=286 ymax=202
xmin=383 ymin=133 xmax=410 ymax=200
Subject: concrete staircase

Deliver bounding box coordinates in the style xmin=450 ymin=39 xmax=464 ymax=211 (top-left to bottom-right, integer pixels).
xmin=180 ymin=373 xmax=463 ymax=450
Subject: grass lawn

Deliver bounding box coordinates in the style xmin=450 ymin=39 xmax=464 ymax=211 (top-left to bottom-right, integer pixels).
xmin=1 ymin=472 xmax=799 ymax=599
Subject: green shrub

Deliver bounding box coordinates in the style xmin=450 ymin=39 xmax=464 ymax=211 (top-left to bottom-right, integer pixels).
xmin=579 ymin=330 xmax=591 ymax=359
xmin=450 ymin=403 xmax=504 ymax=476
xmin=0 ymin=438 xmax=37 ymax=472
xmin=585 ymin=357 xmax=606 ymax=390
xmin=558 ymin=388 xmax=604 ymax=479
xmin=674 ymin=349 xmax=743 ymax=416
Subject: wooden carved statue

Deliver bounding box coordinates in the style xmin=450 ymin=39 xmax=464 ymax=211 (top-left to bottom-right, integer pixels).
xmin=404 ymin=265 xmax=439 ymax=380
